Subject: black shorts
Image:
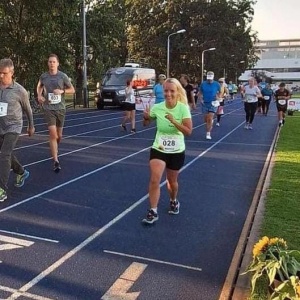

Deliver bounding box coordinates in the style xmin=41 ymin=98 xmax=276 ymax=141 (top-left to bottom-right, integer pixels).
xmin=150 ymin=148 xmax=185 ymax=171
xmin=123 ymin=103 xmax=135 ymax=111
xmin=276 ymin=104 xmax=287 ymax=112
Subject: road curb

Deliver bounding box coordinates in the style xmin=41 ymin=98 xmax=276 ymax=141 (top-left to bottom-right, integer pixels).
xmin=218 ymin=125 xmax=281 ymax=300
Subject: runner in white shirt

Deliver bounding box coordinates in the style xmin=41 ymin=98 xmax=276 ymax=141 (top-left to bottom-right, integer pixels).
xmin=241 ymin=77 xmax=262 ymax=130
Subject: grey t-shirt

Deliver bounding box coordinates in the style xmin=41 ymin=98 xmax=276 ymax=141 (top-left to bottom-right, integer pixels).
xmin=0 ymin=82 xmax=34 ymax=134
xmin=244 ymin=85 xmax=260 ymax=103
xmin=39 ymin=71 xmax=72 ymax=110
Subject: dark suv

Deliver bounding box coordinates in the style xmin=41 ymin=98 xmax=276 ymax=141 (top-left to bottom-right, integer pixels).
xmin=95 ymin=66 xmax=156 ymax=109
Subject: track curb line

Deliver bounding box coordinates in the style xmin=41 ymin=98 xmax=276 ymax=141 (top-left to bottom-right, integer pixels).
xmin=218 ymin=125 xmax=281 ymax=300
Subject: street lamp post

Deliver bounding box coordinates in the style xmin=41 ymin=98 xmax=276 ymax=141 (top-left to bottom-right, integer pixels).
xmin=167 ymin=29 xmax=186 ymax=78
xmin=201 ymin=47 xmax=216 ymax=83
xmin=82 ymin=0 xmax=88 ymax=108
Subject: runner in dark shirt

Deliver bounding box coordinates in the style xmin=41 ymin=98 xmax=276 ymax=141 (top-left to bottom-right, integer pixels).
xmin=274 ymin=82 xmax=291 ymax=127
xmin=180 ymin=74 xmax=195 ymax=110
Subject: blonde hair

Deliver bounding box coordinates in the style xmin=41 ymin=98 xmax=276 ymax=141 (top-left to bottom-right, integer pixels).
xmin=164 ymin=78 xmax=188 ymax=105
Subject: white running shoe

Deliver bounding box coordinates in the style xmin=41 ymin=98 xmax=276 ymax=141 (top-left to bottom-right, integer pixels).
xmin=206 ymin=133 xmax=212 ymax=140
xmin=216 ymin=122 xmax=220 ymax=127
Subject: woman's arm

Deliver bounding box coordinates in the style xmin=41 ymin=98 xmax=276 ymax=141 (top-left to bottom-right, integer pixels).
xmin=165 ymin=114 xmax=193 ymax=136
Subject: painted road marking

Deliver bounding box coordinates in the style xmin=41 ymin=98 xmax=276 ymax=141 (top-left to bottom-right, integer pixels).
xmin=101 ymin=262 xmax=147 ymax=300
xmin=104 ymin=250 xmax=202 ymax=272
xmin=0 ymin=234 xmax=34 ymax=248
xmin=7 ymin=121 xmax=245 ymax=300
xmin=0 ymin=230 xmax=59 ymax=243
xmin=0 ymin=285 xmax=54 ymax=300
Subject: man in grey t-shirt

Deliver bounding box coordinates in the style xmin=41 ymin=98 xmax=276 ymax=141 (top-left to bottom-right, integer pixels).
xmin=37 ymin=54 xmax=75 ymax=172
xmin=0 ymin=58 xmax=35 ymax=202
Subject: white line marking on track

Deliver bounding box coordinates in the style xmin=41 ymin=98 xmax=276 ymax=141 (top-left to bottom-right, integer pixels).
xmin=101 ymin=262 xmax=147 ymax=300
xmin=0 ymin=285 xmax=54 ymax=300
xmin=103 ymin=250 xmax=202 ymax=272
xmin=6 ymin=120 xmax=245 ymax=300
xmin=0 ymin=234 xmax=34 ymax=247
xmin=0 ymin=146 xmax=151 ymax=213
xmin=0 ymin=230 xmax=59 ymax=243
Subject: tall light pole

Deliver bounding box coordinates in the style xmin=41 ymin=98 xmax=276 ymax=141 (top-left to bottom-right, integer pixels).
xmin=167 ymin=29 xmax=186 ymax=78
xmin=82 ymin=0 xmax=88 ymax=108
xmin=201 ymin=47 xmax=216 ymax=83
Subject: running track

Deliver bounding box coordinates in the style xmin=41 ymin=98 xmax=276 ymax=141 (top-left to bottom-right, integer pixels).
xmin=0 ymin=99 xmax=278 ymax=300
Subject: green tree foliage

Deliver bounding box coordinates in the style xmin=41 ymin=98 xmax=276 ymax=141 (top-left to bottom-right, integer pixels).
xmin=126 ymin=0 xmax=258 ymax=82
xmin=0 ymin=0 xmax=257 ymax=94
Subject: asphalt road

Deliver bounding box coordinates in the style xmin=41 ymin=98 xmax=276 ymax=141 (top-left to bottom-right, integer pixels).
xmin=0 ymin=99 xmax=278 ymax=300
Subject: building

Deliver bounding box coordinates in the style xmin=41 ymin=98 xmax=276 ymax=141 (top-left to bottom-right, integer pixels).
xmin=239 ymin=39 xmax=300 ymax=84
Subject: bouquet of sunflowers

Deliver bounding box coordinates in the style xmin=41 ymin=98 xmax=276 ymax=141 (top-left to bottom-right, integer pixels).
xmin=243 ymin=236 xmax=300 ymax=299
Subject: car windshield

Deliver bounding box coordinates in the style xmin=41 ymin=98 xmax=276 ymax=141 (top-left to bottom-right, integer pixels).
xmin=102 ymin=73 xmax=132 ymax=86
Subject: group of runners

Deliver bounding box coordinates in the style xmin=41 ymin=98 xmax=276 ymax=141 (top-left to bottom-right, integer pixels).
xmin=0 ymin=54 xmax=74 ymax=202
xmin=0 ymin=57 xmax=292 ymax=226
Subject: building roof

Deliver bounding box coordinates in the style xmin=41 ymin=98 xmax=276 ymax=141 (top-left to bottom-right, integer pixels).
xmin=253 ymin=58 xmax=300 ymax=69
xmin=238 ymin=70 xmax=300 ymax=82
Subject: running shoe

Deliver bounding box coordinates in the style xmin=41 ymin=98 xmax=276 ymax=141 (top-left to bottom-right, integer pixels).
xmin=248 ymin=124 xmax=253 ymax=130
xmin=244 ymin=123 xmax=249 ymax=130
xmin=142 ymin=209 xmax=158 ymax=224
xmin=53 ymin=161 xmax=61 ymax=173
xmin=121 ymin=124 xmax=127 ymax=131
xmin=282 ymin=118 xmax=285 ymax=125
xmin=206 ymin=133 xmax=212 ymax=140
xmin=0 ymin=188 xmax=7 ymax=202
xmin=278 ymin=121 xmax=283 ymax=127
xmin=216 ymin=122 xmax=220 ymax=127
xmin=168 ymin=200 xmax=180 ymax=215
xmin=14 ymin=170 xmax=30 ymax=188
xmin=131 ymin=128 xmax=136 ymax=134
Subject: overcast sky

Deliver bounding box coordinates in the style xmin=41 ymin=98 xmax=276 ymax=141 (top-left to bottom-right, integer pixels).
xmin=251 ymin=0 xmax=300 ymax=40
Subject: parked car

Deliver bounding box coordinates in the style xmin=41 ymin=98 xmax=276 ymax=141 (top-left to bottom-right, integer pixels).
xmin=95 ymin=66 xmax=156 ymax=109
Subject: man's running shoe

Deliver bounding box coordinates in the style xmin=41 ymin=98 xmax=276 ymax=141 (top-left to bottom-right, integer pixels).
xmin=168 ymin=200 xmax=180 ymax=215
xmin=131 ymin=128 xmax=136 ymax=134
xmin=278 ymin=120 xmax=283 ymax=127
xmin=14 ymin=170 xmax=30 ymax=188
xmin=53 ymin=161 xmax=61 ymax=173
xmin=142 ymin=209 xmax=158 ymax=224
xmin=206 ymin=133 xmax=212 ymax=140
xmin=0 ymin=188 xmax=7 ymax=202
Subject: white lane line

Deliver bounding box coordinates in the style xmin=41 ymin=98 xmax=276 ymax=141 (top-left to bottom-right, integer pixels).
xmin=0 ymin=146 xmax=151 ymax=213
xmin=22 ymin=126 xmax=154 ymax=168
xmin=6 ymin=121 xmax=244 ymax=300
xmin=0 ymin=234 xmax=34 ymax=247
xmin=101 ymin=262 xmax=147 ymax=300
xmin=0 ymin=230 xmax=59 ymax=244
xmin=103 ymin=250 xmax=202 ymax=272
xmin=19 ymin=113 xmax=128 ymax=137
xmin=16 ymin=111 xmax=156 ymax=150
xmin=0 ymin=285 xmax=54 ymax=300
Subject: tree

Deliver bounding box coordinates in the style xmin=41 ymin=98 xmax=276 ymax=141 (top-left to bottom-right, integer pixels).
xmin=126 ymin=0 xmax=258 ymax=82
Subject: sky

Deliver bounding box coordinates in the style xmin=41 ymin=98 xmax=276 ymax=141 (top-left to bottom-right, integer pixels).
xmin=251 ymin=0 xmax=300 ymax=40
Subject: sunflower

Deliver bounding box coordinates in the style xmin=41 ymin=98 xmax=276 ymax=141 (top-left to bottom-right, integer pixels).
xmin=253 ymin=236 xmax=270 ymax=258
xmin=269 ymin=237 xmax=288 ymax=249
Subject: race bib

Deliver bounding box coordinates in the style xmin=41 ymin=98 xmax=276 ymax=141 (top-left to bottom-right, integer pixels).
xmin=278 ymin=99 xmax=286 ymax=105
xmin=48 ymin=93 xmax=61 ymax=104
xmin=0 ymin=102 xmax=8 ymax=117
xmin=264 ymin=96 xmax=270 ymax=100
xmin=245 ymin=95 xmax=255 ymax=102
xmin=212 ymin=100 xmax=220 ymax=107
xmin=158 ymin=135 xmax=180 ymax=152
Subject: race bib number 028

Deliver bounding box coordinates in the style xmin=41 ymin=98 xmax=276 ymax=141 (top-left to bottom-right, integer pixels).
xmin=0 ymin=102 xmax=8 ymax=117
xmin=158 ymin=135 xmax=180 ymax=152
xmin=48 ymin=93 xmax=62 ymax=104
